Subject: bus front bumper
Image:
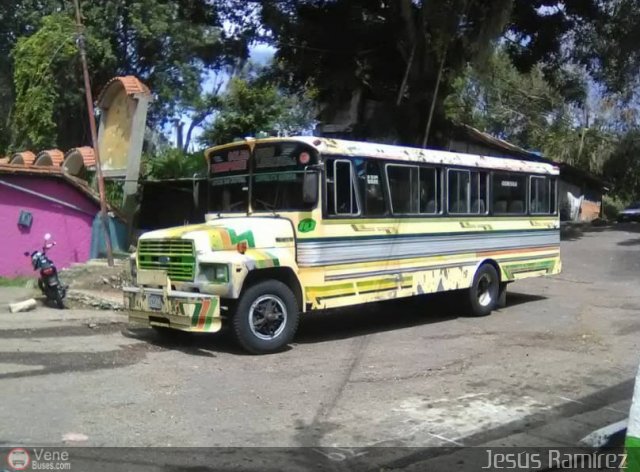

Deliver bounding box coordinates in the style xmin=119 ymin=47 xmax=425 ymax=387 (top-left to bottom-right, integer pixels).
xmin=124 ymin=286 xmax=222 ymax=333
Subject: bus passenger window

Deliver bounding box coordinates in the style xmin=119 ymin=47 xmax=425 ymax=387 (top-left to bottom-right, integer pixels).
xmin=470 ymin=172 xmax=488 ymax=214
xmin=530 ymin=176 xmax=555 ymax=214
xmin=492 ymin=173 xmax=526 ymax=214
xmin=387 ymin=165 xmax=420 ymax=214
xmin=448 ymin=170 xmax=470 ymax=214
xmin=326 ymin=159 xmax=359 ymax=216
xmin=355 ymin=159 xmax=386 ymax=216
xmin=419 ymin=168 xmax=439 ymax=214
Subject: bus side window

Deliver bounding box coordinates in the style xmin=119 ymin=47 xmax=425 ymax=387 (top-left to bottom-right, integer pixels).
xmin=448 ymin=170 xmax=470 ymax=214
xmin=326 ymin=159 xmax=359 ymax=216
xmin=492 ymin=173 xmax=527 ymax=214
xmin=419 ymin=167 xmax=440 ymax=214
xmin=470 ymin=172 xmax=488 ymax=214
xmin=355 ymin=159 xmax=386 ymax=216
xmin=387 ymin=164 xmax=420 ymax=214
xmin=530 ymin=176 xmax=556 ymax=214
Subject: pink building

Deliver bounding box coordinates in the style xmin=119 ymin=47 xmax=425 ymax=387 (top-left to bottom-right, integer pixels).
xmin=0 ymin=164 xmax=103 ymax=277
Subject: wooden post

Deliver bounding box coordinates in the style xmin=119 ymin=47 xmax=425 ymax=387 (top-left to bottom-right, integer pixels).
xmin=73 ymin=0 xmax=114 ymax=266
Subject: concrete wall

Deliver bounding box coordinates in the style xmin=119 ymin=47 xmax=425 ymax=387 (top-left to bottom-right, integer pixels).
xmin=0 ymin=176 xmax=99 ymax=277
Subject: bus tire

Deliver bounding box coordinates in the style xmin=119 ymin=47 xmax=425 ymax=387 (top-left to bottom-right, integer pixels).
xmin=233 ymin=280 xmax=299 ymax=354
xmin=467 ymin=263 xmax=499 ymax=317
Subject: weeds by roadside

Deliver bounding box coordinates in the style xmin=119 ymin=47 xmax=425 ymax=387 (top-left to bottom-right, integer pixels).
xmin=0 ymin=276 xmax=33 ymax=287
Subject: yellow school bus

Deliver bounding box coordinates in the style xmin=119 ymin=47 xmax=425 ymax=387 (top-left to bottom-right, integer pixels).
xmin=124 ymin=137 xmax=560 ymax=353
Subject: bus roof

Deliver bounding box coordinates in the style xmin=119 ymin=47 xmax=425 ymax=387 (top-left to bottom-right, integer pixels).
xmin=204 ymin=136 xmax=560 ymax=176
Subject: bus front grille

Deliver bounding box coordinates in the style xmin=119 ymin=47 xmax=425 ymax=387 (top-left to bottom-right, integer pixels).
xmin=138 ymin=239 xmax=196 ymax=282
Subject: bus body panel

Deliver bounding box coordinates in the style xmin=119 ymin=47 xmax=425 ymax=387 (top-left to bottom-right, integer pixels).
xmin=126 ymin=137 xmax=561 ymax=336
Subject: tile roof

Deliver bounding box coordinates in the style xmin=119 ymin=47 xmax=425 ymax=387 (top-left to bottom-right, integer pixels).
xmin=35 ymin=149 xmax=65 ymax=167
xmin=97 ymin=75 xmax=151 ymax=106
xmin=63 ymin=147 xmax=96 ymax=174
xmin=0 ymin=163 xmax=123 ymax=218
xmin=9 ymin=151 xmax=36 ymax=166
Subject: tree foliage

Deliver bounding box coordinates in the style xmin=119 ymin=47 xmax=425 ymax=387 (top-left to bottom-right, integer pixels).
xmin=200 ymin=76 xmax=316 ymax=146
xmin=2 ymin=0 xmax=254 ymax=153
xmin=603 ymin=130 xmax=640 ymax=200
xmin=261 ymin=0 xmax=515 ymax=146
xmin=146 ymin=148 xmax=207 ymax=180
xmin=445 ymin=49 xmax=623 ymax=173
xmin=11 ymin=13 xmax=111 ymax=150
xmin=258 ymin=0 xmax=640 ymax=148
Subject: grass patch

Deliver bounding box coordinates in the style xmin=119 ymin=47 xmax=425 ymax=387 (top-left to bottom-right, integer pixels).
xmin=0 ymin=276 xmax=33 ymax=287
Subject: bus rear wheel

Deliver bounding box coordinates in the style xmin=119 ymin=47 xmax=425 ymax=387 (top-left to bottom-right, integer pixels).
xmin=467 ymin=264 xmax=499 ymax=317
xmin=232 ymin=280 xmax=299 ymax=354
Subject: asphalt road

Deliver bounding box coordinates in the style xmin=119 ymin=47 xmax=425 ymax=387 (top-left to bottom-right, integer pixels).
xmin=1 ymin=223 xmax=639 ymax=468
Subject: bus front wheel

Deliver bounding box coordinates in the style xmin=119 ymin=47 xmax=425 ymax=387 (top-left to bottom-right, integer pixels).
xmin=467 ymin=264 xmax=500 ymax=317
xmin=232 ymin=280 xmax=300 ymax=354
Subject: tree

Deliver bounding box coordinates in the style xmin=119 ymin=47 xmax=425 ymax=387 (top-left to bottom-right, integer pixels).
xmin=603 ymin=130 xmax=640 ymax=200
xmin=199 ymin=76 xmax=316 ymax=146
xmin=10 ymin=13 xmax=112 ymax=150
xmin=261 ymin=0 xmax=515 ymax=146
xmin=258 ymin=0 xmax=640 ymax=147
xmin=4 ymin=0 xmax=255 ymax=153
xmin=445 ymin=49 xmax=619 ymax=173
xmin=146 ymin=148 xmax=207 ymax=180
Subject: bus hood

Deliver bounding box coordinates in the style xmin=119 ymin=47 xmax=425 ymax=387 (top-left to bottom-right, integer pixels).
xmin=138 ymin=217 xmax=295 ymax=251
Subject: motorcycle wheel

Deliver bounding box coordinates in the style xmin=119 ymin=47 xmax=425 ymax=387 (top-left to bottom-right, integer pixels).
xmin=54 ymin=287 xmax=65 ymax=309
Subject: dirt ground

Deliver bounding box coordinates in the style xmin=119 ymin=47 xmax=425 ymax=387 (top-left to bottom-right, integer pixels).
xmin=0 ymin=223 xmax=639 ymax=469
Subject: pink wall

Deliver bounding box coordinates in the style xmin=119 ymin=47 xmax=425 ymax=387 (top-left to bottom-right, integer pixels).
xmin=0 ymin=175 xmax=99 ymax=277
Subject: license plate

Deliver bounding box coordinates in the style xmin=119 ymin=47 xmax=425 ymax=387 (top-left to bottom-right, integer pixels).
xmin=148 ymin=294 xmax=163 ymax=311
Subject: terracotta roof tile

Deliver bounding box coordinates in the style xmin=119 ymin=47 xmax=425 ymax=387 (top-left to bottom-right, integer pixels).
xmin=35 ymin=149 xmax=65 ymax=167
xmin=64 ymin=146 xmax=96 ymax=169
xmin=9 ymin=151 xmax=36 ymax=166
xmin=97 ymin=75 xmax=151 ymax=105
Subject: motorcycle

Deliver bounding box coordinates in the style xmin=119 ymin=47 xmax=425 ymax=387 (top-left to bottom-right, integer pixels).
xmin=24 ymin=233 xmax=66 ymax=308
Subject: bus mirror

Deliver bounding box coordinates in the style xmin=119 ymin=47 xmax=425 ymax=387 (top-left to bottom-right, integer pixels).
xmin=302 ymin=171 xmax=319 ymax=204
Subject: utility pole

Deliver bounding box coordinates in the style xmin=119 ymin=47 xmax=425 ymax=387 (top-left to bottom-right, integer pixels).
xmin=73 ymin=0 xmax=114 ymax=266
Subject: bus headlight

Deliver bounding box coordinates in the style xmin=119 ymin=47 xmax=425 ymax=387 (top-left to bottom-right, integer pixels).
xmin=200 ymin=263 xmax=229 ymax=284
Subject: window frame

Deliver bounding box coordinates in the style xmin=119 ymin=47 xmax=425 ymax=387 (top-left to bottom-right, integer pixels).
xmin=384 ymin=163 xmax=442 ymax=216
xmin=324 ymin=158 xmax=361 ymax=218
xmin=529 ymin=175 xmax=557 ymax=216
xmin=354 ymin=158 xmax=389 ymax=217
xmin=490 ymin=171 xmax=528 ymax=216
xmin=419 ymin=166 xmax=441 ymax=215
xmin=446 ymin=168 xmax=488 ymax=216
xmin=384 ymin=163 xmax=419 ymax=215
xmin=447 ymin=168 xmax=471 ymax=215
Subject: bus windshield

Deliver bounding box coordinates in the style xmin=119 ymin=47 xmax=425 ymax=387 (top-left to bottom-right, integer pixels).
xmin=208 ymin=142 xmax=318 ymax=213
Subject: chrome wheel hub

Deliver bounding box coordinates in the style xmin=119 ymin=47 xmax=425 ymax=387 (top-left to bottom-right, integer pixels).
xmin=477 ymin=273 xmax=493 ymax=307
xmin=248 ymin=295 xmax=287 ymax=341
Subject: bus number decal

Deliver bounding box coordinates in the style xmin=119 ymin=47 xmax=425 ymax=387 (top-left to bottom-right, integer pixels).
xmin=298 ymin=218 xmax=317 ymax=233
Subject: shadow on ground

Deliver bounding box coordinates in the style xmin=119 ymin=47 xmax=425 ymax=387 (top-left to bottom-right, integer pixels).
xmin=562 ymin=221 xmax=640 ymax=241
xmin=51 ymin=378 xmax=633 ymax=471
xmin=124 ymin=290 xmax=547 ymax=355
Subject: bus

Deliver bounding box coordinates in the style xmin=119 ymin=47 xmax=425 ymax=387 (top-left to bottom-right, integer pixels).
xmin=125 ymin=137 xmax=561 ymax=354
